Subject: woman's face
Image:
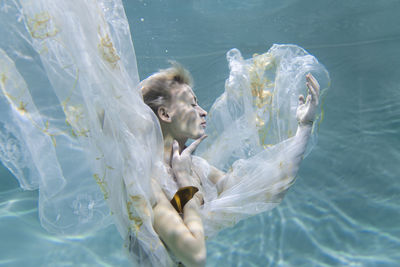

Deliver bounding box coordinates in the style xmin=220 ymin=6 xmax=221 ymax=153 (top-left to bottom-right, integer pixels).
xmin=167 ymin=84 xmax=207 ymax=140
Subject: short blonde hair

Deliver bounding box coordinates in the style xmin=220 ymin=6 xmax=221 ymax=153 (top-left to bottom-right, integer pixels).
xmin=141 ymin=62 xmax=193 ymax=115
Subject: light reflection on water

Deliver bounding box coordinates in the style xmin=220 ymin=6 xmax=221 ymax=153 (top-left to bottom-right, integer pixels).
xmin=0 ymin=178 xmax=130 ymax=266
xmin=1 ymin=0 xmax=400 ymax=266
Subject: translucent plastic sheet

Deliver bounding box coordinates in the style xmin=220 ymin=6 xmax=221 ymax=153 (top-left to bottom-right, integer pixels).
xmin=0 ymin=0 xmax=329 ymax=266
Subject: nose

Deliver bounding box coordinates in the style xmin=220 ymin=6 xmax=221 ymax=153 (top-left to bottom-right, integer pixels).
xmin=198 ymin=105 xmax=207 ymax=117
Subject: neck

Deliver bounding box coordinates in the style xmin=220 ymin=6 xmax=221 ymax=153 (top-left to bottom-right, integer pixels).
xmin=163 ymin=133 xmax=188 ymax=165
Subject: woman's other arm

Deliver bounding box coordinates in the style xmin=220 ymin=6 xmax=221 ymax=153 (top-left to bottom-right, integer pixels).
xmin=210 ymin=73 xmax=320 ymax=194
xmin=152 ymin=179 xmax=206 ymax=267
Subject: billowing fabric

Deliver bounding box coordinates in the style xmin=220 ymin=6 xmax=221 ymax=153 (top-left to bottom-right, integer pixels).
xmin=196 ymin=46 xmax=330 ymax=237
xmin=1 ymin=1 xmax=170 ymax=266
xmin=0 ymin=0 xmax=329 ymax=266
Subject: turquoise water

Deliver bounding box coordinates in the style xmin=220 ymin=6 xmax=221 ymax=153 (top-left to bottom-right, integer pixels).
xmin=1 ymin=0 xmax=400 ymax=266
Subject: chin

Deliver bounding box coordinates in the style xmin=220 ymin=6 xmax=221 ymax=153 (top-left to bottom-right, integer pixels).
xmin=191 ymin=130 xmax=205 ymax=140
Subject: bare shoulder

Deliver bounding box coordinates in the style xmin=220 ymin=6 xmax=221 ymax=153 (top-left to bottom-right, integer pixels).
xmin=208 ymin=164 xmax=225 ymax=185
xmin=191 ymin=155 xmax=225 ymax=185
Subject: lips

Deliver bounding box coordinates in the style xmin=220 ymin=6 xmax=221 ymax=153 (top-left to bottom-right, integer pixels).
xmin=200 ymin=121 xmax=206 ymax=128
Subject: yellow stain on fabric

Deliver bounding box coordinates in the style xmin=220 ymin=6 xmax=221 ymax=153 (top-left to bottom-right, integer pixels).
xmin=93 ymin=173 xmax=109 ymax=200
xmin=126 ymin=199 xmax=144 ymax=234
xmin=17 ymin=101 xmax=27 ymax=115
xmin=0 ymin=73 xmax=16 ymax=103
xmin=130 ymin=195 xmax=151 ymax=218
xmin=1 ymin=73 xmax=6 ymax=86
xmin=1 ymin=69 xmax=61 ymax=147
xmin=64 ymin=104 xmax=89 ymax=137
xmin=27 ymin=12 xmax=59 ymax=39
xmin=248 ymin=52 xmax=276 ymax=148
xmin=98 ymin=33 xmax=120 ymax=67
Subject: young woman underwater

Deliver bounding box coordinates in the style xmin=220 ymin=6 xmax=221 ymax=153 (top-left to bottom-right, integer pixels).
xmin=0 ymin=0 xmax=329 ymax=266
xmin=139 ymin=64 xmax=321 ymax=266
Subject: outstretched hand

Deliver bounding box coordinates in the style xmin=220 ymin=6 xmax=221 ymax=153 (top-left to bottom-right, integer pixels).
xmin=171 ymin=135 xmax=207 ymax=188
xmin=296 ymin=73 xmax=320 ymax=126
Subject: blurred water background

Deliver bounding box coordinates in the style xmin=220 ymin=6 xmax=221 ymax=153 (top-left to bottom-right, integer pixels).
xmin=1 ymin=0 xmax=399 ymax=266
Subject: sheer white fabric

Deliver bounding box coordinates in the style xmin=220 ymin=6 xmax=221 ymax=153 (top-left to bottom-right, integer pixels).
xmin=0 ymin=0 xmax=329 ymax=266
xmin=195 ymin=46 xmax=329 ymax=237
xmin=1 ymin=1 xmax=170 ymax=266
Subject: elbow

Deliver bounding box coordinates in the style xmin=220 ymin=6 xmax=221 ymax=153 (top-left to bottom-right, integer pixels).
xmin=169 ymin=228 xmax=206 ymax=267
xmin=194 ymin=250 xmax=207 ymax=267
xmin=177 ymin=234 xmax=206 ymax=267
xmin=178 ymin=236 xmax=206 ymax=267
xmin=186 ymin=249 xmax=206 ymax=267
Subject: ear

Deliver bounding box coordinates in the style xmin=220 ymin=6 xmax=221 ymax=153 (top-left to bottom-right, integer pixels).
xmin=157 ymin=106 xmax=171 ymax=123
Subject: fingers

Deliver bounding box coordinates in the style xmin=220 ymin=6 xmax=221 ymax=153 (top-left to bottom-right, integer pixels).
xmin=306 ymin=73 xmax=320 ymax=105
xmin=298 ymin=94 xmax=305 ymax=105
xmin=172 ymin=140 xmax=180 ymax=158
xmin=185 ymin=135 xmax=207 ymax=155
xmin=306 ymin=94 xmax=312 ymax=106
xmin=307 ymin=73 xmax=320 ymax=90
xmin=194 ymin=191 xmax=204 ymax=205
xmin=306 ymin=82 xmax=318 ymax=106
xmin=306 ymin=82 xmax=314 ymax=102
xmin=306 ymin=73 xmax=320 ymax=95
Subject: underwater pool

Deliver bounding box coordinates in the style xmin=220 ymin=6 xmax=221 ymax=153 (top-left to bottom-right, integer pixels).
xmin=1 ymin=0 xmax=399 ymax=266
